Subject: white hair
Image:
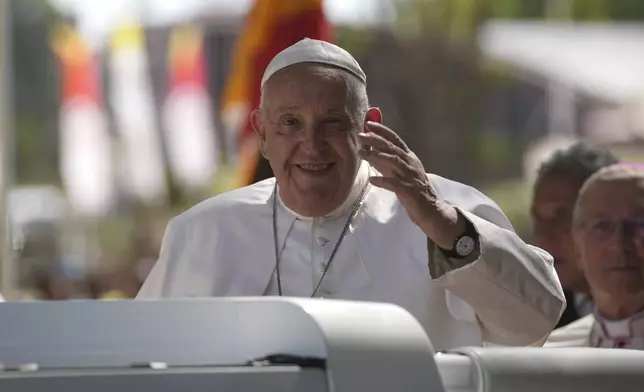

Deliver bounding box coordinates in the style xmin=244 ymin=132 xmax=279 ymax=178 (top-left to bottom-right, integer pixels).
xmin=573 ymin=163 xmax=644 ymax=226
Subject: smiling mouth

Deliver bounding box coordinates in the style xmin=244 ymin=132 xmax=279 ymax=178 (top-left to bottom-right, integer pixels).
xmin=295 ymin=163 xmax=335 ymax=173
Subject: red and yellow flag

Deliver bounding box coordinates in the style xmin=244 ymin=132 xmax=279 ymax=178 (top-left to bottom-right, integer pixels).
xmin=52 ymin=24 xmax=101 ymax=105
xmin=51 ymin=24 xmax=116 ymax=216
xmin=221 ymin=0 xmax=333 ymax=187
xmin=168 ymin=25 xmax=207 ymax=91
xmin=163 ymin=25 xmax=219 ymax=190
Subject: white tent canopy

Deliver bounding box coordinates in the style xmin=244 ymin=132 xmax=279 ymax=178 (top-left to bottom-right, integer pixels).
xmin=479 ymin=21 xmax=644 ymax=104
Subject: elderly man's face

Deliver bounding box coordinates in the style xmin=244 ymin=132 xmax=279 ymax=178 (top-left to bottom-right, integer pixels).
xmin=573 ymin=180 xmax=644 ymax=302
xmin=531 ymin=174 xmax=587 ymax=292
xmin=252 ymin=64 xmax=374 ymax=216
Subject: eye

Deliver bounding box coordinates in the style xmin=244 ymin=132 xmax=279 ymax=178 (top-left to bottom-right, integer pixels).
xmin=280 ymin=117 xmax=298 ymax=128
xmin=323 ymin=118 xmax=346 ymax=131
xmin=628 ymin=219 xmax=644 ymax=238
xmin=588 ymin=220 xmax=613 ymax=236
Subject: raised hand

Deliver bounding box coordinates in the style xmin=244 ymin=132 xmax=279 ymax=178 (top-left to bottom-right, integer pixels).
xmin=358 ymin=121 xmax=466 ymax=249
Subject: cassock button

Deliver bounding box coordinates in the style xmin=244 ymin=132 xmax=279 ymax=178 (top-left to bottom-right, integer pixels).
xmin=317 ymin=236 xmax=329 ymax=246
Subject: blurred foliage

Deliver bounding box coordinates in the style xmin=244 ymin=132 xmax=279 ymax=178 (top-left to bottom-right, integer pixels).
xmin=335 ymin=27 xmax=375 ymax=58
xmin=573 ymin=0 xmax=644 ymax=20
xmin=10 ymin=0 xmax=62 ymax=185
xmin=488 ymin=0 xmax=546 ymax=19
xmin=476 ymin=133 xmax=516 ymax=172
xmin=394 ymin=0 xmax=644 ymax=41
xmin=495 ymin=0 xmax=644 ymax=20
xmin=616 ymin=148 xmax=644 ymax=164
xmin=481 ymin=178 xmax=532 ymax=240
xmin=394 ymin=0 xmax=486 ymax=42
xmin=96 ymin=216 xmax=136 ymax=263
xmin=210 ymin=163 xmax=240 ymax=196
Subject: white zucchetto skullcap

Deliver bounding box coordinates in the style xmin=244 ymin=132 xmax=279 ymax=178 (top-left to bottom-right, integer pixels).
xmin=261 ymin=38 xmax=366 ymax=88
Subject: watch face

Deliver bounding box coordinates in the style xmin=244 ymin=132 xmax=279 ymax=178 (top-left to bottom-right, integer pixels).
xmin=455 ymin=236 xmax=475 ymax=257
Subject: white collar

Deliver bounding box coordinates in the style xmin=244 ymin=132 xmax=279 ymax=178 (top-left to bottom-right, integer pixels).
xmin=593 ymin=309 xmax=644 ymax=339
xmin=276 ymin=160 xmax=371 ymax=221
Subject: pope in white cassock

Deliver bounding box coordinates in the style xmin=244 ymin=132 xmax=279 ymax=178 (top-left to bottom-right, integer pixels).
xmin=137 ymin=38 xmax=565 ymax=351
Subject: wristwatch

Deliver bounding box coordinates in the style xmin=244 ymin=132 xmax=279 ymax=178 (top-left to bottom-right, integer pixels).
xmin=438 ymin=219 xmax=478 ymax=259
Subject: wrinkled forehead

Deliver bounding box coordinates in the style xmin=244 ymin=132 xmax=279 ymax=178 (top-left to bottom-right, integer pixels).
xmin=264 ymin=62 xmax=350 ymax=91
xmin=262 ymin=63 xmax=354 ymax=112
xmin=580 ymin=179 xmax=644 ymax=218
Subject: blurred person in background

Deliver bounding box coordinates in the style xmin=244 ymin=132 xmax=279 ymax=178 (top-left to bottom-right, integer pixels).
xmin=547 ymin=163 xmax=644 ymax=348
xmin=88 ymin=267 xmax=141 ymax=300
xmin=31 ymin=272 xmax=91 ymax=300
xmin=531 ymin=143 xmax=619 ymax=327
xmin=137 ymin=39 xmax=565 ymax=350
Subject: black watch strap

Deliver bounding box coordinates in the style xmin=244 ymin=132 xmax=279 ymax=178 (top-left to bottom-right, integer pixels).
xmin=438 ymin=218 xmax=477 ymax=259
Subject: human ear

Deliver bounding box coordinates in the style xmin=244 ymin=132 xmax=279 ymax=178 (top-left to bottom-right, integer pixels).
xmin=571 ymin=229 xmax=584 ymax=269
xmin=250 ymin=110 xmax=268 ymax=157
xmin=365 ymin=107 xmax=382 ymax=125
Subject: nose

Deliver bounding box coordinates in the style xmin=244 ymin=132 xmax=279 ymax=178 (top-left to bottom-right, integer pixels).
xmin=620 ymin=223 xmax=638 ymax=250
xmin=299 ymin=127 xmax=330 ymax=156
xmin=596 ymin=223 xmax=636 ymax=255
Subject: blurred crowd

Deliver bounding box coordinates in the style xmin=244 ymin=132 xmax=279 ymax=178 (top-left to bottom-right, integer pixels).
xmin=26 ymin=266 xmax=141 ymax=300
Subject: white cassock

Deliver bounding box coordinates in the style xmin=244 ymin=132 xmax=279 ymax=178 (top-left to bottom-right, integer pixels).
xmin=546 ymin=311 xmax=644 ymax=349
xmin=137 ymin=161 xmax=565 ymax=351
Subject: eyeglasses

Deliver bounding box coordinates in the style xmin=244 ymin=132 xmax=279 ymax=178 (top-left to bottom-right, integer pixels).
xmin=580 ymin=218 xmax=644 ymax=243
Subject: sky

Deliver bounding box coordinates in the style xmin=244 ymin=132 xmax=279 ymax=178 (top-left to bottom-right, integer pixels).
xmin=49 ymin=0 xmax=396 ymax=49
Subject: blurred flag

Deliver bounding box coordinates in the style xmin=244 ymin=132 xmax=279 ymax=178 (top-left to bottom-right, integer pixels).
xmin=109 ymin=20 xmax=167 ymax=204
xmin=221 ymin=0 xmax=333 ymax=187
xmin=163 ymin=25 xmax=219 ymax=191
xmin=51 ymin=24 xmax=116 ymax=216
